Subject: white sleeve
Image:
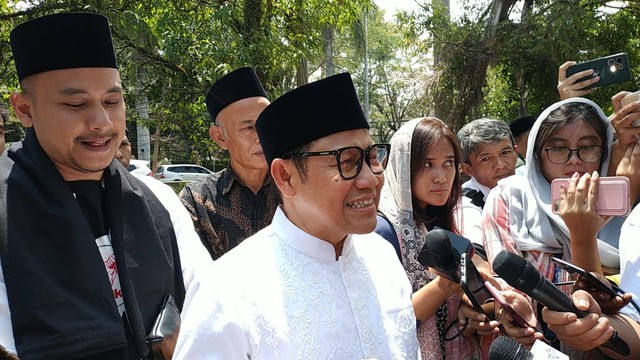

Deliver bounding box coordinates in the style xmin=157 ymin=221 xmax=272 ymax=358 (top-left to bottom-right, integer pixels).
xmin=134 ymin=176 xmax=213 ymax=294
xmin=173 ymin=277 xmax=251 ymax=359
xmin=460 ymin=197 xmax=484 ymax=245
xmin=619 ymin=212 xmax=640 ymax=322
xmin=0 ymin=263 xmax=15 ymax=355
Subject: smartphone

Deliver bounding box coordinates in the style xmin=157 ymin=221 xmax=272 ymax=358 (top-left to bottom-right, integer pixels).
xmin=550 ymin=176 xmax=630 ymax=216
xmin=460 ymin=253 xmax=492 ymax=313
xmin=620 ymin=91 xmax=640 ymax=127
xmin=621 ymin=90 xmax=640 ymax=108
xmin=566 ymin=53 xmax=631 ymax=90
xmin=484 ymin=281 xmax=533 ymax=328
xmin=550 ymin=257 xmax=618 ymax=297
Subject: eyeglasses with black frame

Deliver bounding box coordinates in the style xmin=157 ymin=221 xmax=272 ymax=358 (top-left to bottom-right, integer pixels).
xmin=282 ymin=143 xmax=391 ymax=180
xmin=544 ymin=145 xmax=604 ymax=164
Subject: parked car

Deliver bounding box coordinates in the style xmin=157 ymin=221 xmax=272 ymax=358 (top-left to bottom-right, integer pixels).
xmin=128 ymin=159 xmax=154 ymax=177
xmin=154 ymin=164 xmax=214 ymax=183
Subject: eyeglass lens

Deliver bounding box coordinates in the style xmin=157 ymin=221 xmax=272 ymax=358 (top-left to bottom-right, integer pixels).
xmin=338 ymin=144 xmax=389 ymax=179
xmin=546 ymin=146 xmax=602 ymax=164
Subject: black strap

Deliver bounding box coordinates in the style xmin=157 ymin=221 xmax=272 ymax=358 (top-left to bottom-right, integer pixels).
xmin=462 ymin=188 xmax=485 ymax=209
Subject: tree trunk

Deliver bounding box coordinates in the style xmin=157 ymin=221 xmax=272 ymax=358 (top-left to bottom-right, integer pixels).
xmin=324 ymin=26 xmax=335 ymax=77
xmin=517 ymin=0 xmax=535 ymax=117
xmin=432 ymin=0 xmax=452 ymax=123
xmin=134 ymin=53 xmax=152 ymax=162
xmin=296 ymin=57 xmax=308 ymax=86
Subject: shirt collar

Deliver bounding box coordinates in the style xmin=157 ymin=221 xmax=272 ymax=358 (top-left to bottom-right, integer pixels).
xmin=468 ymin=176 xmax=492 ymax=199
xmin=271 ymin=206 xmax=352 ymax=262
xmin=220 ymin=164 xmax=274 ymax=195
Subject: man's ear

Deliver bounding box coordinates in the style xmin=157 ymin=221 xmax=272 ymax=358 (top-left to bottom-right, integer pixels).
xmin=209 ymin=124 xmax=227 ymax=150
xmin=10 ymin=92 xmax=33 ymax=127
xmin=271 ymin=159 xmax=296 ymax=198
xmin=461 ymin=162 xmax=474 ymax=178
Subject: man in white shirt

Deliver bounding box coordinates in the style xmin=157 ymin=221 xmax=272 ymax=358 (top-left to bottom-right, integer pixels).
xmin=457 ymin=119 xmax=518 ymax=247
xmin=174 ymin=73 xmax=419 ymax=359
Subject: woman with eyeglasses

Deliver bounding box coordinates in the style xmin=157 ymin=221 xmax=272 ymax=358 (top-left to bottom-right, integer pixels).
xmin=378 ymin=117 xmax=497 ymax=359
xmin=482 ymin=98 xmax=631 ymax=358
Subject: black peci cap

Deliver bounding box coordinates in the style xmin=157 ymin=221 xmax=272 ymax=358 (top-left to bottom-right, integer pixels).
xmin=256 ymin=72 xmax=369 ymax=167
xmin=10 ymin=12 xmax=118 ymax=81
xmin=205 ymin=67 xmax=267 ymax=122
xmin=509 ymin=115 xmax=536 ymax=138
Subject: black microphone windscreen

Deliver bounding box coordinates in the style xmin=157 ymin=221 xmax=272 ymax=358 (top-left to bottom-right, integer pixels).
xmin=488 ymin=336 xmax=533 ymax=360
xmin=426 ymin=229 xmax=453 ymax=254
xmin=418 ymin=228 xmax=460 ymax=282
xmin=492 ymin=250 xmax=539 ymax=293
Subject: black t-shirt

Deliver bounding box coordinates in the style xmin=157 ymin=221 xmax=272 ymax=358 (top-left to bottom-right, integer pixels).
xmin=67 ymin=180 xmax=108 ymax=238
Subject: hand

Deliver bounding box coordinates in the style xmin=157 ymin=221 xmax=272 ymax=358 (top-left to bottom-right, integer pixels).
xmin=428 ymin=268 xmax=463 ymax=297
xmin=615 ymin=141 xmax=640 ymax=204
xmin=457 ymin=301 xmax=500 ymax=337
xmin=610 ymin=91 xmax=640 ymax=147
xmin=542 ymin=290 xmax=615 ymax=351
xmin=559 ymin=172 xmax=610 ymax=241
xmin=557 ymin=61 xmax=599 ymax=100
xmin=574 ymin=275 xmax=632 ymax=315
xmin=496 ymin=290 xmax=544 ymax=346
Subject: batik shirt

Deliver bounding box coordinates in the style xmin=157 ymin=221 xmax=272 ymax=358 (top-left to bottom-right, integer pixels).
xmin=179 ymin=165 xmax=280 ymax=260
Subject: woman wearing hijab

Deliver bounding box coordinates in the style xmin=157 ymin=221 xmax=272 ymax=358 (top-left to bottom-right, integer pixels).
xmin=482 ymin=97 xmax=627 ymax=358
xmin=378 ymin=117 xmax=495 ymax=359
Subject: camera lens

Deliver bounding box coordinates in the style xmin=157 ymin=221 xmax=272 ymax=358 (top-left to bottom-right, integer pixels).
xmin=617 ymin=57 xmax=623 ymax=64
xmin=619 ymin=64 xmax=624 ymax=69
xmin=608 ymin=59 xmax=615 ymax=66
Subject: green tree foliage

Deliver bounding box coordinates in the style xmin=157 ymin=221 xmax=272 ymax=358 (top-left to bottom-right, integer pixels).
xmin=0 ymin=0 xmax=372 ymax=168
xmin=399 ymin=0 xmax=640 ymax=131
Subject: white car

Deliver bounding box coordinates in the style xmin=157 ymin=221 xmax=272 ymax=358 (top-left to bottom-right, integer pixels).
xmin=154 ymin=164 xmax=214 ymax=183
xmin=128 ymin=159 xmax=154 ymax=177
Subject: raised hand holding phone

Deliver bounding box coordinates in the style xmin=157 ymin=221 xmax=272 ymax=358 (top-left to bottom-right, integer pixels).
xmin=566 ymin=53 xmax=631 ymax=90
xmin=558 ymin=60 xmax=599 ymax=100
xmin=551 ymin=175 xmax=630 ymax=217
xmin=485 ymin=282 xmax=543 ymax=346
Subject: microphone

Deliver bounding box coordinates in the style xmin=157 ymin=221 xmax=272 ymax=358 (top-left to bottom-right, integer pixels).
xmin=492 ymin=250 xmax=630 ymax=357
xmin=417 ymin=227 xmax=474 ymax=283
xmin=488 ymin=336 xmax=533 ymax=360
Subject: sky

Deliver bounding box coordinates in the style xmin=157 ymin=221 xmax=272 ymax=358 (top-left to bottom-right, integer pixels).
xmin=376 ymin=0 xmax=468 ymax=21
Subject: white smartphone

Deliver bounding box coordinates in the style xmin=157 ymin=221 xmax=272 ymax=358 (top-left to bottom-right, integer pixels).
xmin=550 ymin=176 xmax=630 ymax=216
xmin=621 ymin=91 xmax=640 ymax=127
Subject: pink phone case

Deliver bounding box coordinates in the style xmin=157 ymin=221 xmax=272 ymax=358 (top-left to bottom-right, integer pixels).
xmin=551 ymin=176 xmax=630 ymax=216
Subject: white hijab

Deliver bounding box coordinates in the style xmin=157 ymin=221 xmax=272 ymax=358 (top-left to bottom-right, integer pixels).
xmin=499 ymin=97 xmax=622 ymax=269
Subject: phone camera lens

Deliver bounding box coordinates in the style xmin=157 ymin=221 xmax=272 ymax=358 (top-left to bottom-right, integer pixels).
xmin=619 ymin=64 xmax=624 ymax=69
xmin=617 ymin=57 xmax=623 ymax=64
xmin=608 ymin=59 xmax=615 ymax=66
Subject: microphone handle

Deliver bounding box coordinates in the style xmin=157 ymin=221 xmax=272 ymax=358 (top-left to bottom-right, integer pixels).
xmin=532 ymin=278 xmax=630 ymax=357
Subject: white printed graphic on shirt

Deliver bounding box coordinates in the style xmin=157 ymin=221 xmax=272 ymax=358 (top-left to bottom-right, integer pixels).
xmin=96 ymin=233 xmax=125 ymax=316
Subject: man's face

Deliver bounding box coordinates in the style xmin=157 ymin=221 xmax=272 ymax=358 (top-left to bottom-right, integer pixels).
xmin=462 ymin=138 xmax=517 ymax=189
xmin=284 ymin=128 xmax=383 ymax=244
xmin=211 ymin=96 xmax=269 ymax=174
xmin=115 ymin=135 xmax=132 ymax=168
xmin=11 ymin=68 xmax=125 ymax=181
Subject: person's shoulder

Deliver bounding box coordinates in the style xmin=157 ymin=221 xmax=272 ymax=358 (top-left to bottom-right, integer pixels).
xmin=181 ymin=169 xmax=223 ymax=193
xmin=132 ymin=174 xmax=176 ymax=198
xmin=216 ymin=226 xmax=276 ymax=263
xmin=352 ymin=232 xmax=399 ymax=257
